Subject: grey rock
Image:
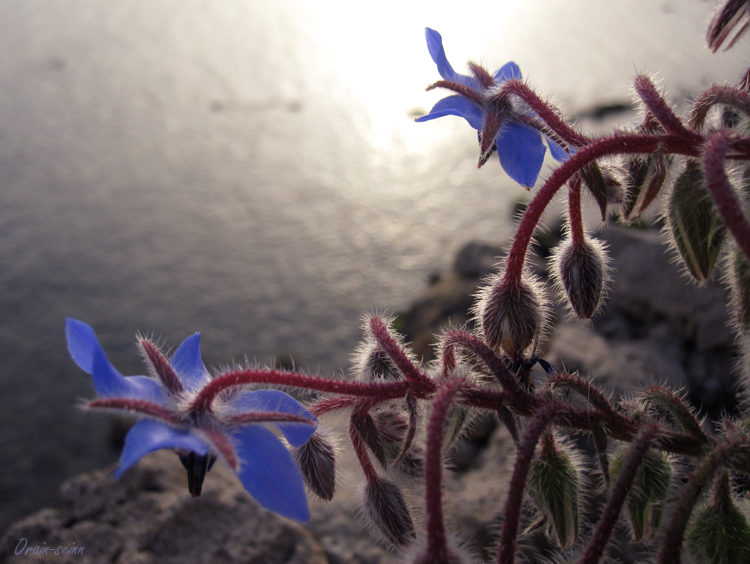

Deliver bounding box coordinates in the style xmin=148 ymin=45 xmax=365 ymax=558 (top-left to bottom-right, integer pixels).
xmin=598 ymin=226 xmax=733 ymax=352
xmin=0 ymin=451 xmax=328 ymax=564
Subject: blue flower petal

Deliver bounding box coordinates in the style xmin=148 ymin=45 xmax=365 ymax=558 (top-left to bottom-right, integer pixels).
xmin=170 ymin=333 xmax=211 ymax=391
xmin=234 ymin=425 xmax=310 ymax=522
xmin=415 ymin=95 xmax=484 ymax=130
xmin=547 ymin=137 xmax=571 ymax=162
xmin=67 ymin=319 xmax=168 ymax=404
xmin=425 ymin=28 xmax=477 ymax=89
xmin=66 ymin=318 xmax=102 ymax=374
xmin=496 ymin=121 xmax=547 ymax=188
xmin=91 ymin=345 xmax=169 ymax=404
xmin=114 ymin=419 xmax=209 ymax=478
xmin=494 ymin=61 xmax=522 ymax=83
xmin=229 ymin=389 xmax=317 ymax=448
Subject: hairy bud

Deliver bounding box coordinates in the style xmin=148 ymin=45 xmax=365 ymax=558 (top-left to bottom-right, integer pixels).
xmin=622 ymin=151 xmax=670 ymax=221
xmin=687 ymin=471 xmax=750 ymax=564
xmin=552 ymin=235 xmax=610 ymax=320
xmin=527 ymin=433 xmax=581 ymax=548
xmin=355 ymin=342 xmax=401 ymax=381
xmin=291 ymin=430 xmax=336 ymax=501
xmin=478 ymin=273 xmax=546 ymax=360
xmin=362 ymin=475 xmax=416 ymax=547
xmin=667 ymin=159 xmax=727 ymax=283
xmin=611 ymin=449 xmax=672 ymax=540
xmin=580 ymin=162 xmax=624 ymax=221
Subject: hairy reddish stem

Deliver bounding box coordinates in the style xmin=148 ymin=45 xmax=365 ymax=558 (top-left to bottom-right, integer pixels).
xmin=189 ymin=369 xmax=412 ymax=415
xmin=505 ymin=134 xmax=700 ymax=284
xmin=349 ymin=414 xmax=378 ymax=480
xmin=657 ymin=435 xmax=750 ymax=563
xmin=580 ymin=423 xmax=660 ymax=564
xmin=702 ymin=130 xmax=750 ymax=262
xmin=633 ymin=75 xmax=704 ymax=142
xmin=497 ymin=402 xmax=563 ymax=564
xmin=498 ymin=79 xmax=589 ymax=148
xmin=423 ymin=378 xmax=466 ymax=563
xmin=369 ymin=317 xmax=435 ymax=391
xmin=88 ymin=398 xmax=183 ymax=425
xmin=568 ymin=177 xmax=585 ymax=245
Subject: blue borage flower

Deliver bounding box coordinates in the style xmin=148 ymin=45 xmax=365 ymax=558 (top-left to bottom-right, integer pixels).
xmin=416 ymin=28 xmax=568 ymax=188
xmin=66 ymin=318 xmax=317 ymax=522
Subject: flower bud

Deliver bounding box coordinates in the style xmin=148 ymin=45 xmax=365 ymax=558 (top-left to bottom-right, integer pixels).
xmin=291 ymin=430 xmax=336 ymax=501
xmin=362 ymin=475 xmax=416 ymax=547
xmin=478 ymin=274 xmax=545 ymax=360
xmin=527 ymin=433 xmax=581 ymax=548
xmin=667 ymin=159 xmax=727 ymax=283
xmin=610 ymin=449 xmax=672 ymax=540
xmin=686 ymin=471 xmax=750 ymax=564
xmin=581 ymin=162 xmax=624 ymax=221
xmin=354 ymin=341 xmax=401 ymax=381
xmin=552 ymin=235 xmax=609 ymax=320
xmin=622 ymin=151 xmax=670 ymax=221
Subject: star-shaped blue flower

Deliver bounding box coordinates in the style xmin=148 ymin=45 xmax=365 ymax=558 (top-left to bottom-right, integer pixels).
xmin=66 ymin=318 xmax=317 ymax=522
xmin=416 ymin=28 xmax=568 ymax=188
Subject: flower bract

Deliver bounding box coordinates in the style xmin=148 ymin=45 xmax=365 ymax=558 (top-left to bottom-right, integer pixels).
xmin=65 ymin=318 xmax=317 ymax=522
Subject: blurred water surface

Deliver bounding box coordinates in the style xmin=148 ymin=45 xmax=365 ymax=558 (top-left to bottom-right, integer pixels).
xmin=0 ymin=0 xmax=744 ymax=532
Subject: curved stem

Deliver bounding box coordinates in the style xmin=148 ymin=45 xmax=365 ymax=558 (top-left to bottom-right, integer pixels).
xmin=423 ymin=378 xmax=466 ymax=563
xmin=633 ymin=75 xmax=704 ymax=142
xmin=189 ymin=369 xmax=412 ymax=415
xmin=498 ymin=80 xmax=590 ymax=148
xmin=568 ymin=176 xmax=585 ymax=245
xmin=369 ymin=316 xmax=435 ymax=390
xmin=505 ymin=134 xmax=700 ymax=285
xmin=657 ymin=435 xmax=750 ymax=564
xmin=580 ymin=423 xmax=660 ymax=564
xmin=702 ymin=130 xmax=750 ymax=262
xmin=497 ymin=402 xmax=563 ymax=564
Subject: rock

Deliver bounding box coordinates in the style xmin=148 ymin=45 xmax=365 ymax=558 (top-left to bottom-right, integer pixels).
xmin=597 ymin=226 xmax=733 ymax=352
xmin=0 ymin=450 xmax=328 ymax=564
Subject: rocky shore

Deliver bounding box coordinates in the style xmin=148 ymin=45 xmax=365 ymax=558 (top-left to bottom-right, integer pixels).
xmin=1 ymin=224 xmax=740 ymax=563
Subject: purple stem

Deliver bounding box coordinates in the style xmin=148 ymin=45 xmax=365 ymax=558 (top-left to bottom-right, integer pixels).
xmin=580 ymin=423 xmax=660 ymax=564
xmin=505 ymin=133 xmax=700 ymax=285
xmin=497 ymin=402 xmax=563 ymax=564
xmin=423 ymin=378 xmax=466 ymax=563
xmin=369 ymin=317 xmax=435 ymax=391
xmin=702 ymin=130 xmax=750 ymax=262
xmin=657 ymin=435 xmax=750 ymax=564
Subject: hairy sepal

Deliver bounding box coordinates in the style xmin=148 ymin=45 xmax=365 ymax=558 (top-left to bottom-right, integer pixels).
xmin=667 ymin=159 xmax=727 ymax=283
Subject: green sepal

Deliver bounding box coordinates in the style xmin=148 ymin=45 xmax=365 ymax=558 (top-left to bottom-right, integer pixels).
xmin=686 ymin=472 xmax=750 ymax=564
xmin=527 ymin=433 xmax=581 ymax=548
xmin=667 ymin=159 xmax=727 ymax=283
xmin=610 ymin=449 xmax=672 ymax=540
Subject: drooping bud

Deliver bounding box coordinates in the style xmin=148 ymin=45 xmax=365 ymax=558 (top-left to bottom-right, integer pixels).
xmin=686 ymin=471 xmax=750 ymax=564
xmin=729 ymin=243 xmax=750 ymax=332
xmin=622 ymin=151 xmax=670 ymax=221
xmin=580 ymin=162 xmax=624 ymax=221
xmin=351 ymin=411 xmax=387 ymax=468
xmin=667 ymin=159 xmax=727 ymax=283
xmin=527 ymin=433 xmax=581 ymax=548
xmin=362 ymin=475 xmax=416 ymax=547
xmin=354 ymin=341 xmax=401 ymax=381
xmin=551 ymin=235 xmax=609 ymax=320
xmin=291 ymin=430 xmax=336 ymax=501
xmin=610 ymin=449 xmax=672 ymax=540
xmin=478 ymin=273 xmax=545 ymax=361
xmin=372 ymin=406 xmax=425 ymax=479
